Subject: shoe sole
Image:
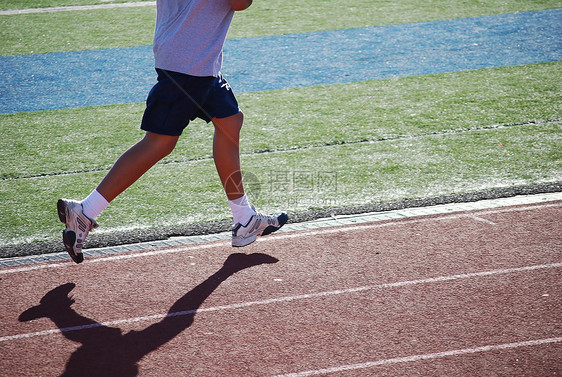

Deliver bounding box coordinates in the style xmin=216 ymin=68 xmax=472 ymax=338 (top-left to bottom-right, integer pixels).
xmin=57 ymin=199 xmax=67 ymax=224
xmin=58 ymin=199 xmax=84 ymax=264
xmin=62 ymin=229 xmax=83 ymax=263
xmin=232 ymin=213 xmax=289 ymax=247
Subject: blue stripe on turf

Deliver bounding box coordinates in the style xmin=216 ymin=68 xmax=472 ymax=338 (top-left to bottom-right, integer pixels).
xmin=0 ymin=9 xmax=560 ymax=114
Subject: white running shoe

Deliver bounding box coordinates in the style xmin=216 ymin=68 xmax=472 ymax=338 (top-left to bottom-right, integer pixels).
xmin=232 ymin=210 xmax=288 ymax=247
xmin=57 ymin=199 xmax=98 ymax=263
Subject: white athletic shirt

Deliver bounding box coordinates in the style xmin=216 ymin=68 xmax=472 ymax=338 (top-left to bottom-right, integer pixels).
xmin=153 ymin=0 xmax=234 ymax=77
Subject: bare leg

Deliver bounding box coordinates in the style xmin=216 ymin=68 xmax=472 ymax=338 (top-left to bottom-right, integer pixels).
xmin=96 ymin=132 xmax=179 ymax=202
xmin=212 ymin=112 xmax=245 ymax=200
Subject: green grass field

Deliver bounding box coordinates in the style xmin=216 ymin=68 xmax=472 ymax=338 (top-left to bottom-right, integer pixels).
xmin=0 ymin=0 xmax=560 ymax=249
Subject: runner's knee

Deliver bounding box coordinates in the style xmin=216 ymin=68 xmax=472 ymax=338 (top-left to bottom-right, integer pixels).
xmin=143 ymin=132 xmax=178 ymax=158
xmin=213 ymin=111 xmax=244 ymax=135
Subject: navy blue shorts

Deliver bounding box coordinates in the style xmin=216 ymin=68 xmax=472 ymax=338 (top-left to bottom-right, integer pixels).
xmin=140 ymin=69 xmax=240 ymax=136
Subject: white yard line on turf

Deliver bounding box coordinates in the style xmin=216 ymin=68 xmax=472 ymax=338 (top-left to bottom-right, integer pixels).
xmin=267 ymin=337 xmax=562 ymax=377
xmin=0 ymin=1 xmax=155 ymax=15
xmin=1 ymin=262 xmax=561 ymax=342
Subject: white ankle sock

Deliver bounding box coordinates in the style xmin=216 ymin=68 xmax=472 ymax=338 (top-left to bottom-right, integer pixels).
xmin=81 ymin=189 xmax=110 ymax=220
xmin=228 ymin=194 xmax=256 ymax=226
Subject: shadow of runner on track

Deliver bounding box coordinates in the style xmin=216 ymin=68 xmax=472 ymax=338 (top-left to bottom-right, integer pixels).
xmin=18 ymin=253 xmax=279 ymax=377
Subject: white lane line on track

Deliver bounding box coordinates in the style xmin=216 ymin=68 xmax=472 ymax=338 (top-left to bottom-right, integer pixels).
xmin=1 ymin=262 xmax=560 ymax=343
xmin=468 ymin=215 xmax=497 ymax=225
xmin=267 ymin=337 xmax=562 ymax=377
xmin=1 ymin=201 xmax=560 ymax=275
xmin=0 ymin=240 xmax=230 ymax=274
xmin=0 ymin=1 xmax=155 ymax=15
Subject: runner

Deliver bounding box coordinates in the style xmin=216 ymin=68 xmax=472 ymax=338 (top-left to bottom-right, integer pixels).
xmin=57 ymin=0 xmax=288 ymax=263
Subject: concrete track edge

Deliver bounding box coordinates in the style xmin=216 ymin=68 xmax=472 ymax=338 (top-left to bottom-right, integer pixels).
xmin=1 ymin=182 xmax=560 ymax=267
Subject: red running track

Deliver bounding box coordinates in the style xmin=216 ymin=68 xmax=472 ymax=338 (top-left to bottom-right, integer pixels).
xmin=1 ymin=201 xmax=561 ymax=376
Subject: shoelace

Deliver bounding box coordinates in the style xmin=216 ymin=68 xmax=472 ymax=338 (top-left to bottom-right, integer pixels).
xmin=80 ymin=214 xmax=99 ymax=230
xmin=254 ymin=213 xmax=276 ymax=225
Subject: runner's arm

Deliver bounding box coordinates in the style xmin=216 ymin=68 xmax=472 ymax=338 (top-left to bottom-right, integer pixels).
xmin=230 ymin=0 xmax=252 ymax=11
